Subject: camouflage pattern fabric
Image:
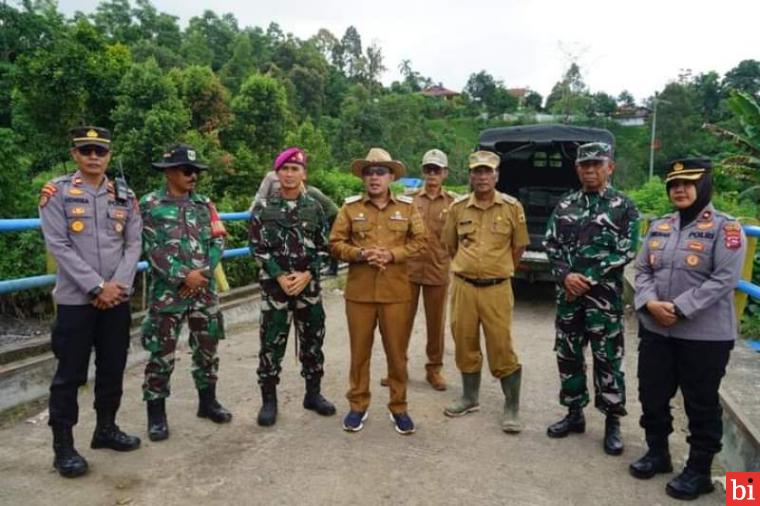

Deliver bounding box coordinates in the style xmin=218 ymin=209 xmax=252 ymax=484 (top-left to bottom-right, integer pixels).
xmin=544 ymin=186 xmax=639 ymax=415
xmin=140 ymin=187 xmax=227 ymax=400
xmin=249 ymin=193 xmax=329 ymax=385
xmin=142 ymin=307 xmax=225 ymax=400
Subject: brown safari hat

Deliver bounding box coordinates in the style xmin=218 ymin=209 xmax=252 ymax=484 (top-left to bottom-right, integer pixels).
xmin=350 ymin=147 xmax=406 ymax=179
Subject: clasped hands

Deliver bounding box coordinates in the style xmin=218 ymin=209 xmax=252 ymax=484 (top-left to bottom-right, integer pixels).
xmin=563 ymin=272 xmax=592 ymax=301
xmin=91 ymin=281 xmax=128 ymax=310
xmin=363 ymin=247 xmax=394 ymax=271
xmin=179 ymin=269 xmax=209 ymax=299
xmin=646 ymin=300 xmax=678 ymax=327
xmin=277 ymin=271 xmax=312 ymax=296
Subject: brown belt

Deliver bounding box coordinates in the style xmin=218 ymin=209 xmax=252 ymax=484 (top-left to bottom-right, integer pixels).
xmin=455 ymin=274 xmax=507 ymax=287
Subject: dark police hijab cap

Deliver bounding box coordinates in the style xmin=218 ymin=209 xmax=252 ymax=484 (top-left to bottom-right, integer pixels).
xmin=665 ymin=157 xmax=713 ymax=226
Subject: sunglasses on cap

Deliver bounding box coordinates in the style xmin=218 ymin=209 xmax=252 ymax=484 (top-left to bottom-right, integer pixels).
xmin=362 ymin=166 xmax=390 ymax=177
xmin=77 ymin=145 xmax=110 ymax=157
xmin=422 ymin=165 xmax=444 ymax=175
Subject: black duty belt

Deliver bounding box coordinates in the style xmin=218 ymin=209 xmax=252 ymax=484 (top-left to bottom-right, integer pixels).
xmin=455 ymin=274 xmax=507 ymax=287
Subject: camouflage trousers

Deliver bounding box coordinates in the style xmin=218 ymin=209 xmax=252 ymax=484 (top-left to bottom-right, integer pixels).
xmin=554 ymin=281 xmax=626 ymax=416
xmin=141 ymin=304 xmax=225 ymax=401
xmin=258 ymin=281 xmax=326 ymax=386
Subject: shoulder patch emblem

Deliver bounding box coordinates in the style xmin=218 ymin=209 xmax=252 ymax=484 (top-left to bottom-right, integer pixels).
xmin=724 ymin=222 xmax=742 ymax=250
xmin=344 ymin=195 xmax=362 ymax=204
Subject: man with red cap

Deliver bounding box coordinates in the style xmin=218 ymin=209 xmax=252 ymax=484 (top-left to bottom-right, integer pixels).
xmin=249 ymin=147 xmax=335 ymax=426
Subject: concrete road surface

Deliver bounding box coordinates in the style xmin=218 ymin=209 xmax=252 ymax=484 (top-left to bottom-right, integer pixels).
xmin=0 ymin=281 xmax=724 ymax=505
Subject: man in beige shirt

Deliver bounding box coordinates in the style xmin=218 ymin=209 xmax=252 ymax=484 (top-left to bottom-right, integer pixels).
xmin=405 ymin=149 xmax=456 ymax=390
xmin=441 ymin=150 xmax=530 ymax=433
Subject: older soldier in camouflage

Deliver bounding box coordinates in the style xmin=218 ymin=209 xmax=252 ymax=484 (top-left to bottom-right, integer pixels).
xmin=544 ymin=142 xmax=639 ymax=455
xmin=141 ymin=144 xmax=232 ymax=442
xmin=249 ymin=147 xmax=335 ymax=426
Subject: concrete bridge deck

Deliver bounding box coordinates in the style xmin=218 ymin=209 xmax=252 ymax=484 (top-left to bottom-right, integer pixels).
xmin=0 ymin=282 xmax=729 ymax=505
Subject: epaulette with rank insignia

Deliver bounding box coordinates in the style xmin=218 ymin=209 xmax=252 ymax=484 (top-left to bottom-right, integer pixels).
xmin=344 ymin=195 xmax=362 ymax=204
xmin=39 ymin=180 xmax=59 ymax=208
xmin=453 ymin=194 xmax=469 ymax=205
xmin=396 ymin=195 xmax=413 ymax=204
xmin=500 ymin=192 xmax=517 ymax=204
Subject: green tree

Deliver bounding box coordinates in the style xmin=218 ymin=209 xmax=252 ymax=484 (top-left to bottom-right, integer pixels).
xmin=111 ymin=58 xmax=190 ymax=192
xmin=545 ymin=63 xmax=591 ymax=118
xmin=724 ymin=59 xmax=760 ymax=97
xmin=172 ymin=65 xmax=231 ymax=133
xmin=182 ymin=10 xmax=238 ymax=71
xmin=225 ymin=73 xmax=291 ymax=156
xmin=524 ymin=90 xmax=543 ymax=111
xmin=617 ymin=90 xmax=636 ymax=108
xmin=219 ymin=33 xmax=256 ymax=93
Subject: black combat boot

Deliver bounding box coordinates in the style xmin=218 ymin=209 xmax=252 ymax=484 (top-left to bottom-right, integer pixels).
xmin=146 ymin=399 xmax=169 ymax=442
xmin=303 ymin=377 xmax=336 ymax=416
xmin=52 ymin=425 xmax=88 ymax=478
xmin=666 ymin=450 xmax=715 ymax=500
xmin=629 ymin=449 xmax=673 ymax=479
xmin=603 ymin=414 xmax=624 ymax=455
xmin=546 ymin=407 xmax=585 ymax=438
xmin=90 ymin=410 xmax=141 ymax=451
xmin=197 ymin=385 xmax=232 ymax=423
xmin=257 ymin=383 xmax=278 ymax=427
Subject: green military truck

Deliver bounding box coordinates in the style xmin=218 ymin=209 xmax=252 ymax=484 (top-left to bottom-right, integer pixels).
xmin=478 ymin=124 xmax=615 ymax=282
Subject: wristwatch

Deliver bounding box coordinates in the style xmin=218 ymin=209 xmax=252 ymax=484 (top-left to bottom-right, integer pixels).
xmin=89 ymin=281 xmax=105 ymax=299
xmin=357 ymin=249 xmax=366 ymax=262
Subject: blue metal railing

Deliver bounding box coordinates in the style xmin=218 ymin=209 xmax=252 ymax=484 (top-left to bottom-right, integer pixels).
xmin=1 ymin=214 xmax=760 ymax=297
xmin=0 ymin=212 xmax=253 ymax=295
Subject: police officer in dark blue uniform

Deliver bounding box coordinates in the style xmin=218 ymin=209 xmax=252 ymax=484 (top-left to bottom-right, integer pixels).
xmin=39 ymin=127 xmax=142 ymax=478
xmin=631 ymin=158 xmax=746 ymax=500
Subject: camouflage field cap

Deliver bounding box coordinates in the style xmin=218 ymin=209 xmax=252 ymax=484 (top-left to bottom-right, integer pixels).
xmin=468 ymin=150 xmax=500 ymax=170
xmin=665 ymin=157 xmax=711 ymax=183
xmin=576 ymin=142 xmax=613 ymax=163
xmin=422 ymin=149 xmax=449 ymax=169
xmin=70 ymin=126 xmax=111 ymax=148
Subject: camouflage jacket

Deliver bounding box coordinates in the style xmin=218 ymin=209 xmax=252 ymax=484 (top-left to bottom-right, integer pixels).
xmin=544 ymin=185 xmax=639 ymax=285
xmin=248 ymin=192 xmax=329 ymax=286
xmin=141 ymin=187 xmax=226 ymax=313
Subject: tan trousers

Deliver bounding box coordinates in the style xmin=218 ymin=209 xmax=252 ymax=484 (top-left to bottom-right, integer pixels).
xmin=409 ymin=282 xmax=447 ymax=373
xmin=346 ymin=300 xmax=412 ymax=414
xmin=449 ymin=276 xmax=520 ymax=378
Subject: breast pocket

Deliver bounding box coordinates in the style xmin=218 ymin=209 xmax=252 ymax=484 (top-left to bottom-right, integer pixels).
xmin=387 ymin=218 xmax=409 ymax=234
xmin=491 ymin=219 xmax=512 ymax=246
xmin=107 ymin=206 xmax=128 ymax=237
xmin=646 ymin=238 xmax=666 ymax=270
xmin=65 ymin=205 xmax=94 ymax=237
xmin=457 ymin=221 xmax=476 ymax=246
xmin=675 ymin=245 xmax=712 ymax=275
xmin=351 ymin=220 xmax=372 ymax=243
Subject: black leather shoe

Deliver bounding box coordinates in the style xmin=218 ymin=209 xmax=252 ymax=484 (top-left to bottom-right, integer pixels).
xmin=91 ymin=424 xmax=141 ymax=451
xmin=147 ymin=399 xmax=169 ymax=442
xmin=257 ymin=383 xmax=278 ymax=427
xmin=303 ymin=378 xmax=336 ymax=416
xmin=603 ymin=415 xmax=624 ymax=455
xmin=52 ymin=426 xmax=88 ymax=478
xmin=197 ymin=386 xmax=232 ymax=424
xmin=547 ymin=408 xmax=585 ymax=438
xmin=666 ymin=468 xmax=714 ymax=500
xmin=629 ymin=451 xmax=673 ymax=479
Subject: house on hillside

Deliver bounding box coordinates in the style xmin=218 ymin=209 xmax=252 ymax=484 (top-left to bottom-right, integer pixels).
xmin=614 ymin=106 xmax=651 ymax=127
xmin=507 ymin=87 xmax=529 ymax=108
xmin=421 ymin=85 xmax=460 ymax=100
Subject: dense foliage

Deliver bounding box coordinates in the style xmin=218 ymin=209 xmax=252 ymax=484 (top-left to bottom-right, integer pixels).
xmin=0 ymin=1 xmax=758 ymax=323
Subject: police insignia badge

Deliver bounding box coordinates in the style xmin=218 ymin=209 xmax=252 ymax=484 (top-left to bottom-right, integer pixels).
xmin=685 ymin=254 xmax=700 ymax=267
xmin=724 ymin=223 xmax=742 ymax=250
xmin=114 ymin=222 xmax=124 ymax=233
xmin=68 ymin=188 xmax=84 ymax=196
xmin=70 ymin=220 xmax=85 ymax=233
xmin=697 ymin=221 xmax=714 ymax=230
xmin=687 ymin=241 xmax=705 ymax=251
xmin=648 ymin=239 xmax=660 ymax=249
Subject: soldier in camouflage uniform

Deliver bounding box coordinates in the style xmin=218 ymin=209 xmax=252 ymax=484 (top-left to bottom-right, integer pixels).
xmin=249 ymin=147 xmax=335 ymax=426
xmin=141 ymin=144 xmax=232 ymax=442
xmin=543 ymin=142 xmax=639 ymax=455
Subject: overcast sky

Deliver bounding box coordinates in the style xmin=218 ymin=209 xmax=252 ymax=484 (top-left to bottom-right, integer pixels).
xmin=57 ymin=0 xmax=760 ymax=102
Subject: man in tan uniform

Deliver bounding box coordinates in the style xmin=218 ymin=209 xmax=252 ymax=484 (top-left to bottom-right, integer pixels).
xmin=330 ymin=147 xmax=426 ymax=435
xmin=405 ymin=149 xmax=456 ymax=391
xmin=442 ymin=150 xmax=529 ymax=433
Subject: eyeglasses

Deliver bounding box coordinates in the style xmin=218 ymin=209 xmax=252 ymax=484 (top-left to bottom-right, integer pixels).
xmin=470 ymin=166 xmax=495 ymax=175
xmin=422 ymin=165 xmax=444 ymax=175
xmin=180 ymin=166 xmax=201 ymax=177
xmin=77 ymin=145 xmax=110 ymax=157
xmin=362 ymin=166 xmax=390 ymax=177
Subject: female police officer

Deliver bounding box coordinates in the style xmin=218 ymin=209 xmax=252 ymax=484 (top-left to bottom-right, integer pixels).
xmin=631 ymin=158 xmax=746 ymax=500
